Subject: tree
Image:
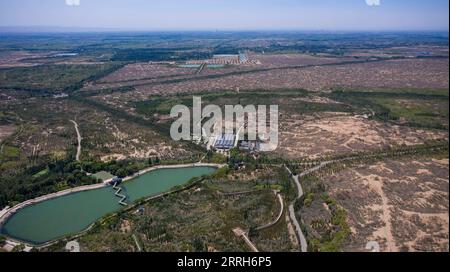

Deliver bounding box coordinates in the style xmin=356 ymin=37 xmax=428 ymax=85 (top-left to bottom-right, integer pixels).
xmin=115 ymin=168 xmax=128 ymax=178
xmin=12 ymin=244 xmax=25 ymax=252
xmin=248 ymin=226 xmax=258 ymax=238
xmin=0 ymin=235 xmax=6 ymax=247
xmin=191 ymin=237 xmax=205 ymax=252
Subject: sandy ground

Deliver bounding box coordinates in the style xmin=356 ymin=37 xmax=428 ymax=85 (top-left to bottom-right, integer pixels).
xmin=0 ymin=125 xmax=15 ymax=142
xmin=328 ymin=158 xmax=449 ymax=252
xmin=275 ymin=114 xmax=448 ymax=159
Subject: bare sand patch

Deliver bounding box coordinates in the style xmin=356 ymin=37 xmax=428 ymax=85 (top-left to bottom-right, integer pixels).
xmin=0 ymin=125 xmax=15 ymax=141
xmin=417 ymin=169 xmax=433 ymax=175
xmin=328 ymin=158 xmax=449 ymax=252
xmin=275 ymin=114 xmax=447 ymax=159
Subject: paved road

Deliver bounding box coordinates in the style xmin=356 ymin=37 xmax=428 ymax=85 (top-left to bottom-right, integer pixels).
xmin=292 ymin=172 xmax=303 ymax=197
xmin=70 ymin=120 xmax=82 ymax=162
xmin=284 ymin=165 xmax=308 ymax=252
xmin=288 ymin=204 xmax=307 ymax=252
xmin=286 ymin=162 xmax=336 ymax=252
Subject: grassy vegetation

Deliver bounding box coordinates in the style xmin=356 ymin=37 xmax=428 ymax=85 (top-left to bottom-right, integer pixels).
xmin=294 ymin=169 xmax=351 ymax=252
xmin=112 ymin=48 xmax=211 ymax=62
xmin=136 ymin=97 xmax=194 ymax=116
xmin=328 ymin=89 xmax=449 ymax=130
xmin=0 ymin=63 xmax=124 ymax=93
xmin=0 ymin=145 xmax=20 ymax=160
xmin=32 ymin=168 xmax=49 ymax=178
xmin=310 ymin=195 xmax=351 ymax=252
xmin=135 ymin=89 xmax=352 ymax=120
xmin=91 ymin=171 xmax=115 ymax=182
xmin=0 ymin=111 xmax=16 ymax=125
xmin=0 ymin=157 xmax=99 ymax=209
xmin=336 ymin=88 xmax=449 ymax=97
xmin=372 ymin=97 xmax=448 ymax=128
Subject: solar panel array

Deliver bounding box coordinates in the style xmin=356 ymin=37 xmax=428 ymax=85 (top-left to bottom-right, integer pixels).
xmin=214 ymin=134 xmax=236 ymax=150
xmin=239 ymin=53 xmax=248 ymax=62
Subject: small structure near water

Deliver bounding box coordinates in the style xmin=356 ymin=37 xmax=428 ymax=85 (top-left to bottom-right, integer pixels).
xmin=109 ymin=177 xmax=123 ymax=186
xmin=65 ymin=241 xmax=80 ymax=252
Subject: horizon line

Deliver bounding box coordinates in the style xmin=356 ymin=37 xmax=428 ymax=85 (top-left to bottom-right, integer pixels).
xmin=0 ymin=26 xmax=449 ymax=34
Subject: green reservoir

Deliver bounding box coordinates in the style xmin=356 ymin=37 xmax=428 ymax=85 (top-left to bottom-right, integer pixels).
xmin=1 ymin=166 xmax=216 ymax=245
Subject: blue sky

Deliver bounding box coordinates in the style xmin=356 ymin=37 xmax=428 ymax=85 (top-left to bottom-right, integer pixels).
xmin=0 ymin=0 xmax=448 ymax=31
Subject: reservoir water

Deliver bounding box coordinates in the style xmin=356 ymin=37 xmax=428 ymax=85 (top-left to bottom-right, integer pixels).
xmin=0 ymin=166 xmax=216 ymax=245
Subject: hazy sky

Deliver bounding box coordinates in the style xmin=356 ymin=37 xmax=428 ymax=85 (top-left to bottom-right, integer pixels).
xmin=0 ymin=0 xmax=448 ymax=31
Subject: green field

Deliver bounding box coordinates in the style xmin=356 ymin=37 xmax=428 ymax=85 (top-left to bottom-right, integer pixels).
xmin=372 ymin=97 xmax=449 ymax=128
xmin=329 ymin=89 xmax=449 ymax=130
xmin=135 ymin=89 xmax=352 ymax=118
xmin=0 ymin=145 xmax=20 ymax=160
xmin=92 ymin=171 xmax=115 ymax=182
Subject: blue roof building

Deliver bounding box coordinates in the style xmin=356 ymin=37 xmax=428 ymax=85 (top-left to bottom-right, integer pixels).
xmin=214 ymin=134 xmax=236 ymax=150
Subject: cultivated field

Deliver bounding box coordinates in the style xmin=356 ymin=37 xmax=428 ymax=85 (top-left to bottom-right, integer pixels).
xmin=81 ymin=58 xmax=448 ymax=103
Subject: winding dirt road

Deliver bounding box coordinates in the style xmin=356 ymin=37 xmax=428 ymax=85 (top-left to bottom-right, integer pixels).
xmin=285 ymin=165 xmax=309 ymax=252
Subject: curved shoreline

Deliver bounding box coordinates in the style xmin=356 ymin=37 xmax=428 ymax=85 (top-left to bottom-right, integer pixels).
xmin=0 ymin=163 xmax=224 ymax=238
xmin=0 ymin=183 xmax=107 ymax=227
